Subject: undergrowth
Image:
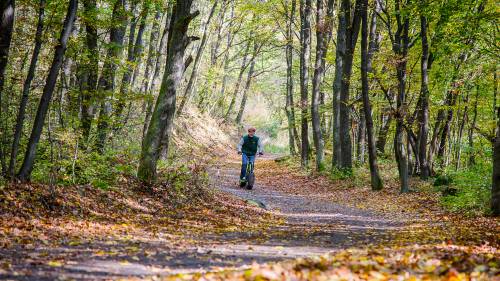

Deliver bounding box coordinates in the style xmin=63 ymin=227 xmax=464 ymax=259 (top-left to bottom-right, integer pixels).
xmin=277 ymin=151 xmax=492 ymax=216
xmin=437 ymin=163 xmax=492 ymax=216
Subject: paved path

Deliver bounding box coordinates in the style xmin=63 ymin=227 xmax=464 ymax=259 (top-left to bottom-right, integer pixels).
xmin=0 ymin=157 xmax=403 ymax=280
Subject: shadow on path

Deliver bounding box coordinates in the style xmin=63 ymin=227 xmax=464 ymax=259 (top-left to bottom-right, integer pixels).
xmin=0 ymin=156 xmax=405 ymax=280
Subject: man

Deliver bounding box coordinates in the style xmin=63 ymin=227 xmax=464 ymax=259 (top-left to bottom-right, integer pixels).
xmin=237 ymin=127 xmax=264 ymax=187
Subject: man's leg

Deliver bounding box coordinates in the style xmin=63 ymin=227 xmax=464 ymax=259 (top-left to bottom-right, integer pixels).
xmin=240 ymin=154 xmax=248 ymax=181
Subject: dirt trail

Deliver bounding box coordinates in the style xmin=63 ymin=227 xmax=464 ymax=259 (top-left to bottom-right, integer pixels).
xmin=0 ymin=156 xmax=405 ymax=280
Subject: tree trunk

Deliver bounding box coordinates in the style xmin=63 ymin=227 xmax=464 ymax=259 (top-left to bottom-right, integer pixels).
xmin=80 ymin=0 xmax=99 ymax=143
xmin=361 ymin=0 xmax=382 ymax=190
xmin=468 ymin=86 xmax=479 ymax=167
xmin=17 ymin=0 xmax=77 ymax=181
xmin=210 ymin=0 xmax=227 ymax=66
xmin=393 ymin=0 xmax=410 ymax=193
xmin=338 ymin=0 xmax=362 ymax=170
xmin=225 ymin=40 xmax=251 ymax=120
xmin=311 ymin=0 xmax=334 ymax=170
xmin=95 ymin=0 xmax=127 ymax=152
xmin=140 ymin=10 xmax=162 ymax=96
xmin=492 ymin=110 xmax=500 ymax=215
xmin=438 ymin=93 xmax=458 ymax=159
xmin=139 ymin=10 xmax=162 ymax=138
xmin=357 ymin=108 xmax=366 ymax=163
xmin=428 ymin=93 xmax=448 ymax=166
xmin=285 ymin=0 xmax=297 ymax=156
xmin=215 ymin=0 xmax=235 ymax=116
xmin=130 ymin=9 xmax=149 ymax=89
xmin=493 ymin=71 xmax=500 ymax=215
xmin=235 ymin=41 xmax=258 ymax=124
xmin=0 ymin=0 xmax=15 ymax=174
xmin=177 ymin=0 xmax=219 ymax=115
xmin=455 ymin=91 xmax=469 ymax=170
xmin=115 ymin=5 xmax=148 ymax=126
xmin=143 ymin=6 xmax=173 ymax=137
xmin=299 ymin=0 xmax=312 ymax=168
xmin=8 ymin=0 xmax=44 ymax=177
xmin=376 ymin=107 xmax=392 ymax=154
xmin=332 ymin=0 xmax=346 ymax=168
xmin=137 ymin=1 xmax=199 ymax=183
xmin=417 ymin=13 xmax=431 ymax=179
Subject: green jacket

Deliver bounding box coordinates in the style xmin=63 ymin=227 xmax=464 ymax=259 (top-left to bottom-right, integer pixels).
xmin=237 ymin=135 xmax=264 ymax=156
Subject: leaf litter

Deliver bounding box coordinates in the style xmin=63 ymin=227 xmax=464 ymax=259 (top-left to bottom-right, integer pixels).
xmin=0 ymin=155 xmax=498 ymax=280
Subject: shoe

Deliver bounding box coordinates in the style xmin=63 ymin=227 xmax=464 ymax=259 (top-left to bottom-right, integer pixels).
xmin=239 ymin=178 xmax=246 ymax=187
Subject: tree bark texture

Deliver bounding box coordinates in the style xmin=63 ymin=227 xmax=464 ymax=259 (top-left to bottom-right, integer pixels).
xmin=299 ymin=0 xmax=312 ymax=168
xmin=311 ymin=0 xmax=334 ymax=170
xmin=95 ymin=0 xmax=127 ymax=152
xmin=177 ymin=0 xmax=218 ymax=115
xmin=137 ymin=0 xmax=199 ymax=183
xmin=361 ymin=0 xmax=383 ymax=190
xmin=8 ymin=0 xmax=44 ymax=177
xmin=17 ymin=0 xmax=77 ymax=181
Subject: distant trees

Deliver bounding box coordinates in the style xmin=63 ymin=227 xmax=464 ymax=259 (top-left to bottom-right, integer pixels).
xmin=0 ymin=0 xmax=497 ymax=215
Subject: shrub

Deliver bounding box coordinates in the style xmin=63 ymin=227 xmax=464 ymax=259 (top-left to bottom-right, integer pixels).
xmin=440 ymin=164 xmax=492 ymax=216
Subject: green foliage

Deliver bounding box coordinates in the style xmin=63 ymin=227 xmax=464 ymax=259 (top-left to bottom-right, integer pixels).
xmin=329 ymin=167 xmax=353 ymax=180
xmin=433 ymin=175 xmax=453 ymax=187
xmin=30 ymin=137 xmax=136 ymax=189
xmin=440 ymin=164 xmax=492 ymax=215
xmin=264 ymin=143 xmax=288 ymax=154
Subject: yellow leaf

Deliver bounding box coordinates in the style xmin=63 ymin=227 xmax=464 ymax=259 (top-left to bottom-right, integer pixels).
xmin=48 ymin=261 xmax=63 ymax=267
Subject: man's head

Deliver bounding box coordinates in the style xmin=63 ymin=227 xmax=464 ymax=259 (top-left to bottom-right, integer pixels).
xmin=247 ymin=127 xmax=256 ymax=137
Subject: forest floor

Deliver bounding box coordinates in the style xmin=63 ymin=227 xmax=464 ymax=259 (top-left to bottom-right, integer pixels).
xmin=1 ymin=154 xmax=499 ymax=280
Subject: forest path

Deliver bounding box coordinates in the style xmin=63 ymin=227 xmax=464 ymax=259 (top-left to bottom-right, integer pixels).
xmin=1 ymin=155 xmax=406 ymax=280
xmin=202 ymin=154 xmax=404 ymax=262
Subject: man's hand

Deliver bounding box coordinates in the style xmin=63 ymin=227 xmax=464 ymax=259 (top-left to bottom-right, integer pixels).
xmin=259 ymin=152 xmax=264 ymax=156
xmin=238 ymin=151 xmax=242 ymax=155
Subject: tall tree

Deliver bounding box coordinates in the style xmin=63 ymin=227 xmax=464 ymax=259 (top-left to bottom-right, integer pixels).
xmin=392 ymin=0 xmax=411 ymax=193
xmin=95 ymin=0 xmax=128 ymax=151
xmin=0 ymin=0 xmax=15 ymax=174
xmin=338 ymin=0 xmax=362 ymax=170
xmin=115 ymin=4 xmax=149 ymax=128
xmin=137 ymin=0 xmax=199 ymax=183
xmin=214 ymin=0 xmax=235 ymax=117
xmin=284 ymin=0 xmax=299 ymax=155
xmin=8 ymin=0 xmax=45 ymax=177
xmin=143 ymin=5 xmax=173 ymax=137
xmin=140 ymin=9 xmax=162 ymax=98
xmin=360 ymin=0 xmax=382 ymax=190
xmin=17 ymin=0 xmax=78 ymax=181
xmin=311 ymin=0 xmax=334 ymax=170
xmin=177 ymin=0 xmax=219 ymax=115
xmin=332 ymin=0 xmax=362 ymax=170
xmin=493 ymin=70 xmax=500 ymax=216
xmin=80 ymin=0 xmax=99 ymax=143
xmin=235 ymin=40 xmax=258 ymax=124
xmin=417 ymin=8 xmax=431 ymax=179
xmin=332 ymin=0 xmax=346 ymax=168
xmin=225 ymin=39 xmax=251 ymax=121
xmin=299 ymin=0 xmax=312 ymax=168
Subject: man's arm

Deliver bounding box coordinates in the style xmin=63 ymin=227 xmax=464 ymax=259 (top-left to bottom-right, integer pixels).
xmin=237 ymin=137 xmax=244 ymax=153
xmin=258 ymin=138 xmax=264 ymax=154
